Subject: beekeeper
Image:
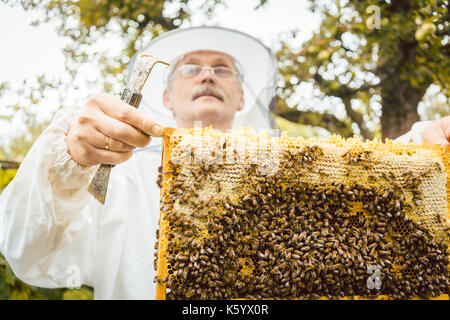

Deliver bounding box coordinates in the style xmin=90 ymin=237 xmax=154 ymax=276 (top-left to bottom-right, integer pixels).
xmin=0 ymin=26 xmax=448 ymax=300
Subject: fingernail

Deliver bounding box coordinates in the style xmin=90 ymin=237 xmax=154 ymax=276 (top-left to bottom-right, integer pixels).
xmin=151 ymin=124 xmax=164 ymax=137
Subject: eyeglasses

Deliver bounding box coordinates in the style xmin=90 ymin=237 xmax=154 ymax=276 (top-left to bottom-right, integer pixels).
xmin=175 ymin=64 xmax=239 ymax=79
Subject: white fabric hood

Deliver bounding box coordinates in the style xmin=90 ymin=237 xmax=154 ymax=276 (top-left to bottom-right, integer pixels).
xmin=128 ymin=26 xmax=279 ymax=131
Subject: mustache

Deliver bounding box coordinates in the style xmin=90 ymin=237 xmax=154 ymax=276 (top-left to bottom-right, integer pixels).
xmin=190 ymin=84 xmax=225 ymax=102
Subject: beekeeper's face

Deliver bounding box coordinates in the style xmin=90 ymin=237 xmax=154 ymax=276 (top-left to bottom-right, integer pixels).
xmin=163 ymin=50 xmax=244 ymax=131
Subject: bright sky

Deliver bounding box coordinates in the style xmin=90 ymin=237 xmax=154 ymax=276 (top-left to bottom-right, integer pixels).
xmin=0 ymin=0 xmax=322 ymax=144
xmin=0 ymin=5 xmax=63 ymax=83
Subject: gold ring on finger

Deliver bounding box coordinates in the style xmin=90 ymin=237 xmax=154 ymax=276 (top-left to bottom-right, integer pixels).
xmin=105 ymin=135 xmax=110 ymax=150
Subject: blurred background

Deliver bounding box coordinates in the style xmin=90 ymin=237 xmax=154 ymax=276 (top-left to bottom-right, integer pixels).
xmin=0 ymin=0 xmax=448 ymax=299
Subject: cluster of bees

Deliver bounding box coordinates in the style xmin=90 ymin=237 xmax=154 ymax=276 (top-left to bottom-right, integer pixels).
xmin=155 ymin=141 xmax=450 ymax=300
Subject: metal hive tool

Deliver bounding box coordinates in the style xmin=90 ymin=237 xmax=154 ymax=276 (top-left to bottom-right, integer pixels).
xmin=88 ymin=54 xmax=169 ymax=204
xmin=155 ymin=127 xmax=450 ymax=300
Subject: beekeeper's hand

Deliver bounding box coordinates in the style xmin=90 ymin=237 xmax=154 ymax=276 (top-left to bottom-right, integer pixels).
xmin=422 ymin=115 xmax=450 ymax=146
xmin=66 ymin=93 xmax=164 ymax=167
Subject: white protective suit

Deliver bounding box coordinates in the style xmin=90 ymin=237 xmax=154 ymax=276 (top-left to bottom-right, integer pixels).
xmin=0 ymin=26 xmax=431 ymax=299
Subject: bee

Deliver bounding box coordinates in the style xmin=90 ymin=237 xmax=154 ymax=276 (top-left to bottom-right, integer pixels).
xmin=434 ymin=212 xmax=443 ymax=223
xmin=216 ymin=181 xmax=222 ymax=193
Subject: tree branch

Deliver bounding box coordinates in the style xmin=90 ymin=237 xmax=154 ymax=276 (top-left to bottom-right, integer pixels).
xmin=341 ymin=96 xmax=374 ymax=140
xmin=276 ymin=109 xmax=354 ymax=138
xmin=0 ymin=160 xmax=20 ymax=169
xmin=312 ymin=72 xmax=377 ymax=98
xmin=310 ymin=72 xmax=375 ymax=139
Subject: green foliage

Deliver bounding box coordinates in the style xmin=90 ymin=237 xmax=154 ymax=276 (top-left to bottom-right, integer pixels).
xmin=62 ymin=287 xmax=94 ymax=300
xmin=0 ymin=75 xmax=64 ymax=161
xmin=419 ymin=85 xmax=449 ymax=121
xmin=274 ymin=0 xmax=449 ymax=139
xmin=7 ymin=121 xmax=52 ymax=161
xmin=0 ymin=169 xmax=16 ymax=194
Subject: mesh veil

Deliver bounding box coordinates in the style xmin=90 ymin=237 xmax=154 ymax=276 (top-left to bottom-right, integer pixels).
xmin=127 ymin=26 xmax=279 ymax=133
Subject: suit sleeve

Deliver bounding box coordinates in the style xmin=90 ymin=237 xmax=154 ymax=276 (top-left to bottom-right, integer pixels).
xmin=0 ymin=107 xmax=100 ymax=288
xmin=395 ymin=121 xmax=432 ymax=143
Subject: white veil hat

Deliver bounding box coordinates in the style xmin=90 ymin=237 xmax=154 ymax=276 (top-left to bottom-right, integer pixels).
xmin=128 ymin=26 xmax=279 ymax=131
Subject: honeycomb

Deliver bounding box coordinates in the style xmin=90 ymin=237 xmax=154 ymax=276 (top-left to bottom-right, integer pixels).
xmin=155 ymin=127 xmax=450 ymax=300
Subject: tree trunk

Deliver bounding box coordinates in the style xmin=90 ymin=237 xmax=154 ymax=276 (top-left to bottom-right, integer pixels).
xmin=378 ymin=35 xmax=432 ymax=140
xmin=380 ymin=81 xmax=425 ymax=140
